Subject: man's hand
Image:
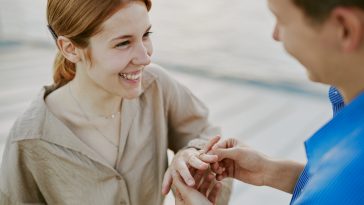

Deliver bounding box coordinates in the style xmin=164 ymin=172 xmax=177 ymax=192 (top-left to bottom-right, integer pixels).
xmin=210 ymin=138 xmax=268 ymax=186
xmin=210 ymin=138 xmax=304 ymax=193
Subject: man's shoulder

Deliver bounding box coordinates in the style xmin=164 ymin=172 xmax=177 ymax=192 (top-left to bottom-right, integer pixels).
xmin=299 ymin=138 xmax=364 ymax=203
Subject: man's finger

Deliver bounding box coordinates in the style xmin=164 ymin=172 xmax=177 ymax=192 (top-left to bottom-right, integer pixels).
xmin=211 ymin=138 xmax=238 ymax=150
xmin=199 ymin=153 xmax=218 ymax=163
xmin=216 ymin=174 xmax=225 ymax=181
xmin=211 ymin=162 xmax=220 ymax=173
xmin=211 ymin=147 xmax=240 ymax=161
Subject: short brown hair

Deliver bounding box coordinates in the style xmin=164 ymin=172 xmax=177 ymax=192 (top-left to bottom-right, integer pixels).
xmin=293 ymin=0 xmax=364 ymax=22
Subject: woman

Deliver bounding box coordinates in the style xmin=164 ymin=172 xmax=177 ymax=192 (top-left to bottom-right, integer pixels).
xmin=0 ymin=0 xmax=231 ymax=204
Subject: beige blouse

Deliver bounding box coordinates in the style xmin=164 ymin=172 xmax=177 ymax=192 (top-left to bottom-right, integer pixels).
xmin=0 ymin=64 xmax=231 ymax=205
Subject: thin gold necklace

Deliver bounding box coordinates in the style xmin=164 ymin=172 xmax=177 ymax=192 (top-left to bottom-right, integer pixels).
xmin=68 ymin=84 xmax=119 ymax=149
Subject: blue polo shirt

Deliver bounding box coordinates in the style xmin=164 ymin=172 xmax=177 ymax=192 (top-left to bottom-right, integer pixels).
xmin=290 ymin=87 xmax=364 ymax=204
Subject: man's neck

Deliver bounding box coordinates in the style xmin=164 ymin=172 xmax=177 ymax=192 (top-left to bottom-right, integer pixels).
xmin=337 ymin=79 xmax=364 ymax=104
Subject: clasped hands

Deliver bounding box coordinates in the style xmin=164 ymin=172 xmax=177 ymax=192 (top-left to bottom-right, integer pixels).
xmin=162 ymin=136 xmax=269 ymax=205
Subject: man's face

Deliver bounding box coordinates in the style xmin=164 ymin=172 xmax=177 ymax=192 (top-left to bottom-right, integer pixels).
xmin=267 ymin=0 xmax=338 ymax=84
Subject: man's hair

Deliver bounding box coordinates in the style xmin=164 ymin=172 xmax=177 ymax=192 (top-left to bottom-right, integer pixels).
xmin=293 ymin=0 xmax=364 ymax=22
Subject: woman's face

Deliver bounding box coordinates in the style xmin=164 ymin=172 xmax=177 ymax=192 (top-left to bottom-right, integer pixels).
xmin=81 ymin=1 xmax=153 ymax=99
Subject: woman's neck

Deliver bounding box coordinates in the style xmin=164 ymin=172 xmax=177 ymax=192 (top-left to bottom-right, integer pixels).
xmin=69 ymin=77 xmax=122 ymax=118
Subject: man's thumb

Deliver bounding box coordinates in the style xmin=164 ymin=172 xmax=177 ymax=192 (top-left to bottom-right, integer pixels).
xmin=211 ymin=148 xmax=239 ymax=161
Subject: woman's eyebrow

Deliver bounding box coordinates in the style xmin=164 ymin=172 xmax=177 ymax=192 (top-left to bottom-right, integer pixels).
xmin=111 ymin=24 xmax=152 ymax=41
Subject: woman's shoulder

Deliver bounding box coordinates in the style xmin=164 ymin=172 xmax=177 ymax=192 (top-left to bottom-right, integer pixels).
xmin=144 ymin=63 xmax=166 ymax=81
xmin=143 ymin=63 xmax=181 ymax=90
xmin=7 ymin=88 xmax=49 ymax=142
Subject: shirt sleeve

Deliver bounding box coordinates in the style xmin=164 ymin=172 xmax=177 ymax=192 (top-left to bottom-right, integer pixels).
xmin=151 ymin=65 xmax=232 ymax=204
xmin=0 ymin=139 xmax=45 ymax=204
xmin=155 ymin=67 xmax=221 ymax=152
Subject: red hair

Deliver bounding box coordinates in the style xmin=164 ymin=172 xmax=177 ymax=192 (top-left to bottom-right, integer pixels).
xmin=47 ymin=0 xmax=152 ymax=89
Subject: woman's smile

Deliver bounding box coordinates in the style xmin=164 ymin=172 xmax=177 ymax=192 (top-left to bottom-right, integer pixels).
xmin=119 ymin=69 xmax=143 ymax=84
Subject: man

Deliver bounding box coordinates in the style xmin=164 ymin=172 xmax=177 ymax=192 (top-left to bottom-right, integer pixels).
xmin=172 ymin=0 xmax=364 ymax=204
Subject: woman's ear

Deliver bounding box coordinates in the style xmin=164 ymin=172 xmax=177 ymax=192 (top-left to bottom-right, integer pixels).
xmin=56 ymin=36 xmax=81 ymax=63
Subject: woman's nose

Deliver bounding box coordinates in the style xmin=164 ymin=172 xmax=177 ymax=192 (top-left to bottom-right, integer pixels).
xmin=132 ymin=42 xmax=152 ymax=66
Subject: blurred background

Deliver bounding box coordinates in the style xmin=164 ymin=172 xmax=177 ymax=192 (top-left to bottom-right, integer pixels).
xmin=0 ymin=0 xmax=332 ymax=204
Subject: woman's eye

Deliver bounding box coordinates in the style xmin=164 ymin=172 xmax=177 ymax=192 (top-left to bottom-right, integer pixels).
xmin=143 ymin=32 xmax=153 ymax=38
xmin=116 ymin=41 xmax=130 ymax=48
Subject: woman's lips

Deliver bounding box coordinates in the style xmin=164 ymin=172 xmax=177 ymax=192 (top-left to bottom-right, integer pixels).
xmin=119 ymin=70 xmax=142 ymax=81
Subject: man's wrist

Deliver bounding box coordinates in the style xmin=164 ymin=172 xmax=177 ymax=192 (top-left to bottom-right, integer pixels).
xmin=264 ymin=159 xmax=304 ymax=193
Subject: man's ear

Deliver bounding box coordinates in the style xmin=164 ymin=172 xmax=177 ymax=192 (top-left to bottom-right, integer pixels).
xmin=331 ymin=7 xmax=364 ymax=52
xmin=56 ymin=36 xmax=81 ymax=63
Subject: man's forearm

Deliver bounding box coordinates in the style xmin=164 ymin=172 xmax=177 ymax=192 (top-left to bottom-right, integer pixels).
xmin=264 ymin=159 xmax=305 ymax=193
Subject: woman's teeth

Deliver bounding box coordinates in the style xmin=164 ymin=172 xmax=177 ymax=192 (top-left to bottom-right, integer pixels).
xmin=119 ymin=72 xmax=141 ymax=80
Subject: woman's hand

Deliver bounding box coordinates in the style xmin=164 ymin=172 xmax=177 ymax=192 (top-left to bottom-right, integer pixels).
xmin=162 ymin=136 xmax=221 ymax=195
xmin=173 ymin=169 xmax=221 ymax=205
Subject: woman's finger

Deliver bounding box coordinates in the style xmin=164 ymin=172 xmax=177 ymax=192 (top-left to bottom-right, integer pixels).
xmin=189 ymin=167 xmax=197 ymax=176
xmin=177 ymin=161 xmax=195 ymax=186
xmin=193 ymin=169 xmax=205 ymax=189
xmin=172 ymin=170 xmax=189 ymax=196
xmin=173 ymin=170 xmax=213 ymax=205
xmin=162 ymin=168 xmax=173 ymax=195
xmin=201 ymin=136 xmax=221 ymax=153
xmin=174 ymin=186 xmax=184 ymax=205
xmin=198 ymin=173 xmax=214 ymax=196
xmin=188 ymin=155 xmax=209 ymax=170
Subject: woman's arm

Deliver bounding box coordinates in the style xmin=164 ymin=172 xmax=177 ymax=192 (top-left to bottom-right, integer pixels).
xmin=0 ymin=140 xmax=44 ymax=204
xmin=152 ymin=65 xmax=232 ymax=204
